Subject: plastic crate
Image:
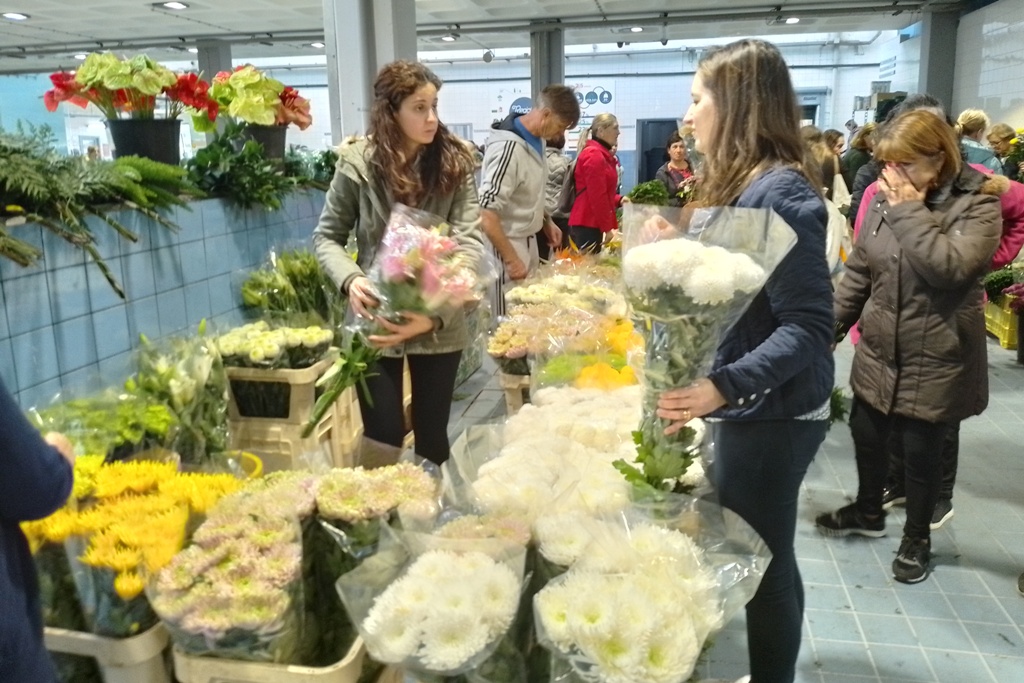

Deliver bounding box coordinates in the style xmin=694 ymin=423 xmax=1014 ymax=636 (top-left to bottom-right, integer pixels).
xmin=499 ymin=372 xmax=531 ymax=415
xmin=171 ymin=636 xmax=365 ymax=683
xmin=226 ymin=355 xmax=336 ymax=425
xmin=985 ymin=295 xmax=1019 ymax=350
xmin=44 ymin=623 xmax=171 ymax=683
xmin=229 ymin=386 xmax=363 ymax=471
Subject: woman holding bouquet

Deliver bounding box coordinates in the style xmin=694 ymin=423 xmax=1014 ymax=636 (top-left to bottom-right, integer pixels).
xmin=656 ymin=40 xmax=835 ymax=683
xmin=314 ymin=60 xmax=484 ymax=466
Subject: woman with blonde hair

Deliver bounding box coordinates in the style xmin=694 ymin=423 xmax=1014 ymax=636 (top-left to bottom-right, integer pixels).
xmin=956 ymin=108 xmax=1003 ymax=174
xmin=568 ymin=112 xmax=626 ymax=252
xmin=987 ymin=122 xmax=1021 ymax=180
xmin=659 ymin=39 xmax=833 ymax=683
xmin=819 ymin=110 xmax=1001 ymax=584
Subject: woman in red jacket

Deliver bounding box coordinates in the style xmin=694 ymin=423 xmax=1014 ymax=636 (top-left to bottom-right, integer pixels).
xmin=569 ymin=113 xmax=626 ymax=253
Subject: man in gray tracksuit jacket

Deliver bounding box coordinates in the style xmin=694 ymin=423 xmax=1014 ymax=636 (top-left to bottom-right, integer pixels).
xmin=478 ymin=84 xmax=580 ymax=316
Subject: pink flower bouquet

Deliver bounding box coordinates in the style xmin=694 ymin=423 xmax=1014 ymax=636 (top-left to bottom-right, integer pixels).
xmin=367 ymin=205 xmax=480 ymax=324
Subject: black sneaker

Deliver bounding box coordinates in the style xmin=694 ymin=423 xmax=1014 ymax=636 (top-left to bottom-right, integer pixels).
xmin=930 ymin=498 xmax=954 ymax=530
xmin=893 ymin=536 xmax=930 ymax=584
xmin=816 ymin=503 xmax=887 ymax=538
xmin=881 ymin=486 xmax=906 ymax=510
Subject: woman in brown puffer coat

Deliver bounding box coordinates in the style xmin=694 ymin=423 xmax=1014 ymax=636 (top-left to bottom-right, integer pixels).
xmin=817 ymin=110 xmax=1001 ymax=585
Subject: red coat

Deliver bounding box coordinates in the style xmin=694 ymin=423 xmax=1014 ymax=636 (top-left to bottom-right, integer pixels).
xmin=569 ymin=139 xmax=622 ymax=233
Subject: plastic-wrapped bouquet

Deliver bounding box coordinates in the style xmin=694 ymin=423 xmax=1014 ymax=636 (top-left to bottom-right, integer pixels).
xmin=361 ymin=204 xmax=483 ymax=334
xmin=337 ymin=529 xmax=526 ymax=680
xmin=614 ymin=205 xmax=796 ymax=497
xmin=150 ymin=471 xmax=317 ymax=663
xmin=534 ymin=499 xmax=771 ymax=683
xmin=217 ymin=321 xmax=333 ymax=370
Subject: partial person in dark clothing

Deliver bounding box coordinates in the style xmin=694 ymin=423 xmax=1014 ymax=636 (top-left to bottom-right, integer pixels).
xmin=801 ymin=125 xmax=839 ymax=201
xmin=988 ymin=122 xmax=1021 ymax=181
xmin=541 ymin=134 xmax=570 ymax=261
xmin=660 ymin=40 xmax=834 ymax=683
xmin=842 ymin=122 xmax=875 ymax=189
xmin=0 ymin=378 xmax=75 ymax=683
xmin=655 ymin=129 xmax=694 ymax=206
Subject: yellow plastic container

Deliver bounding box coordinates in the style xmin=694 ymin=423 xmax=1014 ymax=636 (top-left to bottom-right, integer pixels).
xmin=985 ymin=295 xmax=1019 ymax=350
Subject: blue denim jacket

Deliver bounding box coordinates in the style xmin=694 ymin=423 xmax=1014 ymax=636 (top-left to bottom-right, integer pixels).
xmin=707 ymin=167 xmax=835 ymax=420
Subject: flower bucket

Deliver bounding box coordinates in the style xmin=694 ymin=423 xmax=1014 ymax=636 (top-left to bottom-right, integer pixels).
xmin=242 ymin=124 xmax=287 ymax=159
xmin=107 ymin=119 xmax=182 ymax=165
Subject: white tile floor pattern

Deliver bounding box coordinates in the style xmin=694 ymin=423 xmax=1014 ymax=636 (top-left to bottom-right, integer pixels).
xmin=445 ymin=338 xmax=1024 ymax=683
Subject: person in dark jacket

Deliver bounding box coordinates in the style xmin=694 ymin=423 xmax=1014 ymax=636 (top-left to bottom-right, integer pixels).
xmin=842 ymin=121 xmax=875 ymax=189
xmin=819 ymin=110 xmax=1001 ymax=584
xmin=655 ymin=129 xmax=694 ymax=206
xmin=987 ymin=122 xmax=1021 ymax=181
xmin=0 ymin=378 xmax=74 ymax=683
xmin=568 ymin=112 xmax=626 ymax=253
xmin=658 ymin=39 xmax=834 ymax=683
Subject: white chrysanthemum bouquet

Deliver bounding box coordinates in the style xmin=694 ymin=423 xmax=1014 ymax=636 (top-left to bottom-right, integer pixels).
xmin=337 ymin=531 xmax=527 ymax=679
xmin=534 ymin=500 xmax=772 ymax=683
xmin=615 ymin=205 xmax=797 ymax=497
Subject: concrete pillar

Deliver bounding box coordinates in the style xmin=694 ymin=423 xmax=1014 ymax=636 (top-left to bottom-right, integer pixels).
xmin=530 ymin=28 xmax=565 ymax=104
xmin=917 ymin=10 xmax=959 ymax=112
xmin=196 ymin=41 xmax=233 ymax=141
xmin=322 ymin=0 xmax=417 ymax=143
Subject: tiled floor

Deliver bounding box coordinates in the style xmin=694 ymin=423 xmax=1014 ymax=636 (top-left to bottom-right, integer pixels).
xmin=446 ymin=338 xmax=1024 ymax=683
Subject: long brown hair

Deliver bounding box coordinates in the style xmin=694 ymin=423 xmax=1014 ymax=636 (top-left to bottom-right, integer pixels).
xmin=367 ymin=61 xmax=473 ymax=206
xmin=694 ymin=40 xmax=816 ymax=206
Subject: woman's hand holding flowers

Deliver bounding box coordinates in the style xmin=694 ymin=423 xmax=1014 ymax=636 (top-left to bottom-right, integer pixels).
xmin=657 ymin=378 xmax=727 ymax=435
xmin=347 ymin=276 xmax=380 ymax=319
xmin=368 ymin=311 xmax=435 ymax=348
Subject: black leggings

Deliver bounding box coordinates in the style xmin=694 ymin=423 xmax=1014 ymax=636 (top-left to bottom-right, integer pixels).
xmin=850 ymin=397 xmax=951 ymax=539
xmin=357 ymin=351 xmax=462 ymax=465
xmin=568 ymin=225 xmax=603 ymax=253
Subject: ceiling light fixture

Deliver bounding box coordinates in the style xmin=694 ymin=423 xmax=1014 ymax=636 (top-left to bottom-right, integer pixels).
xmin=310 ymin=42 xmax=325 ymax=48
xmin=74 ymin=53 xmax=87 ymax=60
xmin=2 ymin=12 xmax=29 ymax=20
xmin=162 ymin=1 xmax=189 ymax=9
xmin=442 ymin=24 xmax=460 ymax=42
xmin=786 ymin=17 xmax=800 ymax=24
xmin=187 ymin=47 xmax=198 ymax=53
xmin=630 ymin=26 xmax=643 ymax=33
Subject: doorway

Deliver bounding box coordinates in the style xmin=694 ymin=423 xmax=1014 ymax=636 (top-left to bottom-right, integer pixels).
xmin=636 ymin=119 xmax=680 ymax=185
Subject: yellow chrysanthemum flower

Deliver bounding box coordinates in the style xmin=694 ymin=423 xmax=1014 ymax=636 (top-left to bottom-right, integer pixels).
xmin=80 ymin=545 xmax=140 ymax=573
xmin=114 ymin=572 xmax=146 ymax=601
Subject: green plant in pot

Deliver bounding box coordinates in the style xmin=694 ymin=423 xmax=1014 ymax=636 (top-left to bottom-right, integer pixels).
xmin=44 ymin=53 xmax=219 ymax=164
xmin=209 ymin=65 xmax=312 ymax=158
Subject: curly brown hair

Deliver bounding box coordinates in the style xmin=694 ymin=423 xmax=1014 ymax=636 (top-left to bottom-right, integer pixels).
xmin=367 ymin=61 xmax=473 ymax=206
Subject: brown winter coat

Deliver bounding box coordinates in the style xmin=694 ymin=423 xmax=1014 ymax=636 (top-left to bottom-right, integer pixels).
xmin=835 ymin=165 xmax=1002 ymax=423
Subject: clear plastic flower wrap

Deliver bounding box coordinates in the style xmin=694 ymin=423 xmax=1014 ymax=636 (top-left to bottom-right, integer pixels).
xmin=126 ymin=320 xmax=229 ymax=466
xmin=240 ymin=243 xmax=345 ymax=330
xmin=614 ymin=204 xmax=797 ymax=497
xmin=356 ymin=203 xmax=494 ymax=340
xmin=534 ymin=496 xmax=772 ymax=683
xmin=336 ymin=525 xmax=528 ymax=680
xmin=150 ymin=472 xmax=317 ymax=663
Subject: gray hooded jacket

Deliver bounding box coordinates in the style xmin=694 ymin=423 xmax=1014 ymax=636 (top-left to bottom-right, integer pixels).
xmin=312 ymin=139 xmax=484 ymax=357
xmin=479 ymin=119 xmax=547 ymax=239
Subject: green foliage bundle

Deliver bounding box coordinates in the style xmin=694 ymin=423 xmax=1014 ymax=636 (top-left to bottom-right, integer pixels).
xmin=984 ymin=267 xmax=1016 ymax=300
xmin=241 ymin=248 xmax=343 ymax=327
xmin=627 ymin=179 xmax=671 ymax=206
xmin=0 ymin=124 xmax=200 ymax=297
xmin=282 ymin=146 xmax=338 ymax=190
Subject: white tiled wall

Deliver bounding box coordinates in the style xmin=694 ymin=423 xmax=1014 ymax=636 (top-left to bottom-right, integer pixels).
xmin=953 ymin=0 xmax=1024 ymax=128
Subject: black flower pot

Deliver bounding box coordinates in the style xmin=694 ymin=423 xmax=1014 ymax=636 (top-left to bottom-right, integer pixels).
xmin=241 ymin=124 xmax=287 ymax=159
xmin=106 ymin=118 xmax=182 ymax=165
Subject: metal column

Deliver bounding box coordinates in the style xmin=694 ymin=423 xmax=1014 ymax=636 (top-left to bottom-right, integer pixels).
xmin=530 ymin=27 xmax=565 ymax=104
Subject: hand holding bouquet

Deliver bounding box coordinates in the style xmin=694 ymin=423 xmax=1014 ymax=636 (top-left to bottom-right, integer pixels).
xmin=357 ymin=205 xmax=483 ymax=348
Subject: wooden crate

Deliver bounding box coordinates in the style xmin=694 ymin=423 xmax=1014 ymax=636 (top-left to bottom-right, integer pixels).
xmin=499 ymin=372 xmax=531 ymax=415
xmin=985 ymin=295 xmax=1019 ymax=350
xmin=226 ymin=355 xmax=336 ymax=425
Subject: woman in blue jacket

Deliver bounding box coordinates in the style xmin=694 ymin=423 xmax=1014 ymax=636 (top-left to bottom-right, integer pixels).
xmin=0 ymin=378 xmax=74 ymax=682
xmin=659 ymin=40 xmax=834 ymax=683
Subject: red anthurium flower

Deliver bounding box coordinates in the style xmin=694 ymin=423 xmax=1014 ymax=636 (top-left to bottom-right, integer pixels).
xmin=43 ymin=71 xmax=89 ymax=112
xmin=276 ymin=86 xmax=312 ymax=130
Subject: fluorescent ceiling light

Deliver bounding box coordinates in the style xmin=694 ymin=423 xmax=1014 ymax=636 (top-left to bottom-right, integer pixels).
xmin=2 ymin=12 xmax=30 ymax=20
xmin=162 ymin=2 xmax=189 ymax=9
xmin=630 ymin=26 xmax=644 ymax=33
xmin=74 ymin=53 xmax=88 ymax=60
xmin=187 ymin=47 xmax=199 ymax=53
xmin=441 ymin=33 xmax=457 ymax=42
xmin=786 ymin=17 xmax=800 ymax=24
xmin=310 ymin=42 xmax=325 ymax=48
